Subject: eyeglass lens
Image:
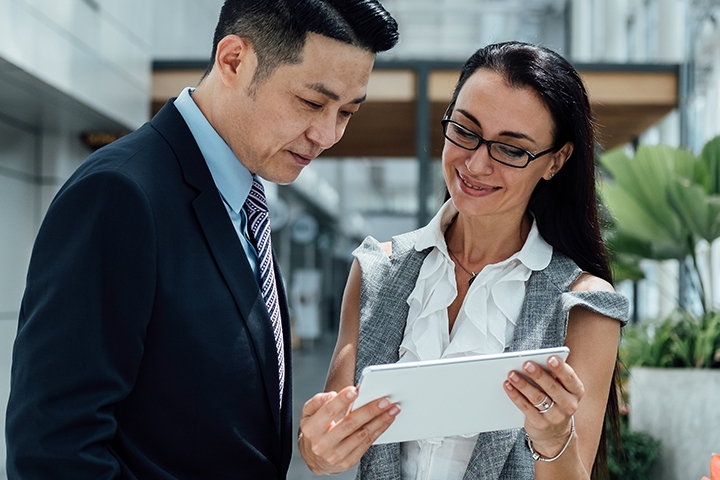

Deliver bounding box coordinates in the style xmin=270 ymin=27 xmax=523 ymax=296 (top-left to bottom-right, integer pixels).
xmin=444 ymin=121 xmax=530 ymax=167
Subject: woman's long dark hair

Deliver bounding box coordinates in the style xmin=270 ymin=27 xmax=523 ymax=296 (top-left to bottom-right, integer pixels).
xmin=447 ymin=42 xmax=618 ymax=478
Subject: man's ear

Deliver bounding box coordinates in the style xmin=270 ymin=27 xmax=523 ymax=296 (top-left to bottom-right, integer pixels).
xmin=214 ymin=35 xmax=256 ymax=88
xmin=545 ymin=141 xmax=573 ymax=180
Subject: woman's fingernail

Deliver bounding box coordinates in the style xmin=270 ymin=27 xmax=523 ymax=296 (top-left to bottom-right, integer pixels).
xmin=524 ymin=362 xmax=536 ymax=373
xmin=388 ymin=406 xmax=401 ymax=416
xmin=509 ymin=371 xmax=520 ymax=382
xmin=378 ymin=398 xmax=390 ymax=409
xmin=504 ymin=381 xmax=514 ymax=391
xmin=346 ymin=388 xmax=357 ymax=400
xmin=549 ymin=356 xmax=559 ymax=367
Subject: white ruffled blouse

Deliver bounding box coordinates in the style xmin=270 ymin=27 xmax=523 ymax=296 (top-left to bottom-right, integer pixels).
xmin=398 ymin=200 xmax=553 ymax=480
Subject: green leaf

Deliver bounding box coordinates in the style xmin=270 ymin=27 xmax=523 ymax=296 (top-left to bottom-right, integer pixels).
xmin=598 ymin=146 xmax=691 ymax=259
xmin=601 ymin=146 xmax=675 ymax=210
xmin=606 ymin=231 xmax=654 ymax=258
xmin=700 ymin=136 xmax=720 ymax=195
xmin=672 ymin=147 xmax=699 ymax=182
xmin=599 ymin=181 xmax=687 ymax=256
xmin=611 ymin=261 xmax=646 ymax=283
xmin=607 ymin=419 xmax=662 ymax=479
xmin=621 ymin=311 xmax=720 ymax=369
xmin=669 ymin=179 xmax=720 ymax=243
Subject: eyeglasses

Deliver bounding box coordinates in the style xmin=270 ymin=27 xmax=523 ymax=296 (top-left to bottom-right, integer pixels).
xmin=441 ymin=109 xmax=557 ymax=169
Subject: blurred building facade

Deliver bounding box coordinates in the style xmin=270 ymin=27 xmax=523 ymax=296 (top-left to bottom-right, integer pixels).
xmin=1 ymin=0 xmax=720 ymax=474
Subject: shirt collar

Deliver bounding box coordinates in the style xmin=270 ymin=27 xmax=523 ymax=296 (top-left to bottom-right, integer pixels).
xmin=415 ymin=200 xmax=457 ymax=254
xmin=415 ymin=200 xmax=552 ymax=272
xmin=174 ymin=87 xmax=253 ymax=213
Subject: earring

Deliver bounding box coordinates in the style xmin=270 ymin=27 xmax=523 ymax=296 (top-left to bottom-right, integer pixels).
xmin=548 ymin=172 xmax=555 ymax=180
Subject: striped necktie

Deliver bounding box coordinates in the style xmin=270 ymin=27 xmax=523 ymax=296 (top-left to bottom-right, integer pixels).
xmin=243 ymin=178 xmax=285 ymax=406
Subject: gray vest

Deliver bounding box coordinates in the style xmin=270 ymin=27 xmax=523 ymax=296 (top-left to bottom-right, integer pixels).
xmin=353 ymin=229 xmax=629 ymax=480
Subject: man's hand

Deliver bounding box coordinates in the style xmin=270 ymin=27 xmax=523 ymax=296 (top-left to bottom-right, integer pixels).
xmin=298 ymin=386 xmax=400 ymax=474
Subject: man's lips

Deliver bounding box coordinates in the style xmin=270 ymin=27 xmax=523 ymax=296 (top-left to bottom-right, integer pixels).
xmin=290 ymin=151 xmax=315 ymax=164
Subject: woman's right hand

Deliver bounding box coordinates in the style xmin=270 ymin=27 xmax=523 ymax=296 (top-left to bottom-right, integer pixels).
xmin=298 ymin=386 xmax=400 ymax=474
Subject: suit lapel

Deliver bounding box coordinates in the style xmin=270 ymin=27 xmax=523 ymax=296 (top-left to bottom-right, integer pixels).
xmin=151 ymin=101 xmax=282 ymax=430
xmin=192 ymin=191 xmax=282 ymax=427
xmin=273 ymin=255 xmax=294 ymax=471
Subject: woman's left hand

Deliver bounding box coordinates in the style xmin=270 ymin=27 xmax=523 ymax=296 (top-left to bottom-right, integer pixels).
xmin=504 ymin=355 xmax=583 ymax=457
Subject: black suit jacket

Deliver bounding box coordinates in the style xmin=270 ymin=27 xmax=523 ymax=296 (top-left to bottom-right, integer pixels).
xmin=6 ymin=101 xmax=293 ymax=479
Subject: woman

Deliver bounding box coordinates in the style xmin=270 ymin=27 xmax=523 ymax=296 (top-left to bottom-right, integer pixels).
xmin=300 ymin=41 xmax=628 ymax=479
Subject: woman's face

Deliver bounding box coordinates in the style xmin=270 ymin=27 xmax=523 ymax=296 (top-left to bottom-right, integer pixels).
xmin=442 ymin=68 xmax=571 ymax=222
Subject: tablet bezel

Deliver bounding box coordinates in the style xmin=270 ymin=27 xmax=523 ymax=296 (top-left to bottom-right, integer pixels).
xmin=352 ymin=346 xmax=570 ymax=444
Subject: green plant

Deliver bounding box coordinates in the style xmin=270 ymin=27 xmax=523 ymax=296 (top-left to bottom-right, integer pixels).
xmin=621 ymin=310 xmax=720 ymax=368
xmin=607 ymin=414 xmax=662 ymax=480
xmin=599 ymin=136 xmax=720 ymax=311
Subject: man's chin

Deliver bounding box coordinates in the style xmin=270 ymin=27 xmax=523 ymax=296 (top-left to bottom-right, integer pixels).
xmin=261 ymin=168 xmax=304 ymax=186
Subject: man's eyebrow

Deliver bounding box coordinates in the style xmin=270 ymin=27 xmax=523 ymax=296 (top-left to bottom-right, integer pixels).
xmin=307 ymin=83 xmax=367 ymax=104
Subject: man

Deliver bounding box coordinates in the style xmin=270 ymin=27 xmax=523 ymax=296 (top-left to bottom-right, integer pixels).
xmin=6 ymin=1 xmax=398 ymax=478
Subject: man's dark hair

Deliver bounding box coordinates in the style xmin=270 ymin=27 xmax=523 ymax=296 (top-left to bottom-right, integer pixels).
xmin=203 ymin=0 xmax=399 ymax=83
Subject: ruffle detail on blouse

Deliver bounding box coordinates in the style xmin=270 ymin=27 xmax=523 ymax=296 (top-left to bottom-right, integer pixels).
xmin=443 ymin=261 xmax=530 ymax=357
xmin=399 ymin=201 xmax=553 ymax=362
xmin=402 ymin=246 xmax=457 ymax=361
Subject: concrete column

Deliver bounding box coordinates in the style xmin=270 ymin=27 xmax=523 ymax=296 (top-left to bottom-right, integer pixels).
xmin=657 ymin=110 xmax=681 ymax=148
xmin=604 ymin=0 xmax=629 ymax=62
xmin=570 ymin=0 xmax=593 ymax=61
xmin=591 ymin=0 xmax=607 ymax=60
xmin=656 ymin=259 xmax=680 ymax=318
xmin=695 ymin=240 xmax=715 ymax=311
xmin=657 ymin=0 xmax=687 ymax=62
xmin=710 ymin=45 xmax=720 ymax=137
xmin=629 ymin=368 xmax=720 ymax=480
xmin=711 ymin=240 xmax=720 ymax=311
xmin=627 ymin=0 xmax=649 ymax=61
xmin=337 ymin=159 xmax=348 ymax=235
xmin=479 ymin=13 xmax=507 ymax=47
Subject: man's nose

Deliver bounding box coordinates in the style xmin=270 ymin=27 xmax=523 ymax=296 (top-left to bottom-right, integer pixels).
xmin=306 ymin=113 xmax=340 ymax=149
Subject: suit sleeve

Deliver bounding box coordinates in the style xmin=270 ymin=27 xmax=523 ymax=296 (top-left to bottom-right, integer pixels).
xmin=6 ymin=168 xmax=157 ymax=478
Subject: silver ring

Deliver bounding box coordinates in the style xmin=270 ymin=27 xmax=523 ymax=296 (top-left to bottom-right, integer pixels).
xmin=534 ymin=396 xmax=555 ymax=413
xmin=538 ymin=400 xmax=555 ymax=413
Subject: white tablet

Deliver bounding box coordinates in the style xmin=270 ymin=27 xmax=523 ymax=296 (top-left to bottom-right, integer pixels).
xmin=352 ymin=346 xmax=570 ymax=444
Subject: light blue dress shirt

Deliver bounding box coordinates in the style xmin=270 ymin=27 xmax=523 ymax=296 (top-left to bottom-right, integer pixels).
xmin=174 ymin=87 xmax=260 ymax=279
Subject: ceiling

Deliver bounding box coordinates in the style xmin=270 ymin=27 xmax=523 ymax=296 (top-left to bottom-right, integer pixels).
xmin=0 ymin=57 xmax=130 ymax=135
xmin=151 ymin=60 xmax=679 ymax=158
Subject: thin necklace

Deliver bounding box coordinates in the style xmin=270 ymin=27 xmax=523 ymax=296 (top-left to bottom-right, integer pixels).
xmin=447 ymin=248 xmax=477 ymax=286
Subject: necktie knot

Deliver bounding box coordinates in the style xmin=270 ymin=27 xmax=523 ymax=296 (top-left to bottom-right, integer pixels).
xmin=244 ymin=178 xmax=269 ymax=217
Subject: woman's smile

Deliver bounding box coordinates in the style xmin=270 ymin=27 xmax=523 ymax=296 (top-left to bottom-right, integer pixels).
xmin=458 ymin=171 xmax=500 ymax=193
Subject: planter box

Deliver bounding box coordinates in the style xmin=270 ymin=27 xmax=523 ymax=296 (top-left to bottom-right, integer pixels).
xmin=629 ymin=367 xmax=720 ymax=480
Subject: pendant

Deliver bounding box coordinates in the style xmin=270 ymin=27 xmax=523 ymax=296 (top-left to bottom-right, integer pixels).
xmin=468 ymin=274 xmax=476 ymax=286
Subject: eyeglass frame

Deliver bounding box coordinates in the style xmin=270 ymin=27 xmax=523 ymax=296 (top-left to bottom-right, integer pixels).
xmin=441 ymin=103 xmax=559 ymax=169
